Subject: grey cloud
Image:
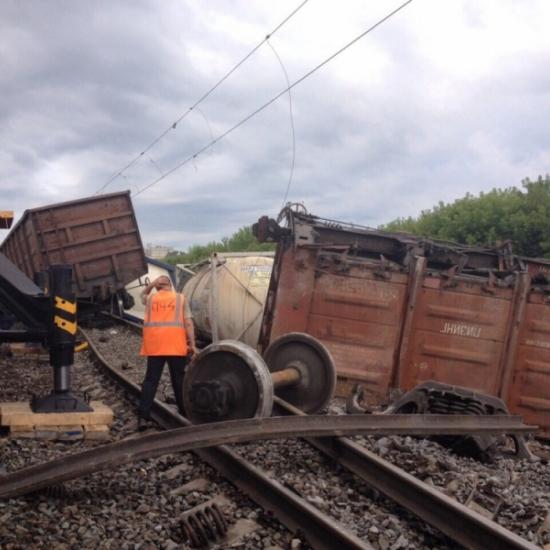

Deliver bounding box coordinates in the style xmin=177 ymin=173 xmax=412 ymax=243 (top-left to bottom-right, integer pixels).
xmin=0 ymin=1 xmax=547 ymax=250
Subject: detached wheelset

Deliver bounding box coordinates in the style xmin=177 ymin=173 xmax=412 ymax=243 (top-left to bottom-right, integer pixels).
xmin=182 ymin=333 xmax=336 ymax=423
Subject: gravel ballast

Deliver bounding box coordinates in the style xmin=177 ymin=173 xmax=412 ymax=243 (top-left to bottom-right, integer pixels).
xmin=1 ymin=322 xmax=548 ymax=549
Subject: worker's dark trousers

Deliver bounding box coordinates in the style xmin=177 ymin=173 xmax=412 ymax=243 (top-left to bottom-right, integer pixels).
xmin=138 ymin=355 xmax=189 ymax=419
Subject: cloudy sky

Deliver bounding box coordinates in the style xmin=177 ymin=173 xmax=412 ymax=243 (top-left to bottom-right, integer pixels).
xmin=1 ymin=0 xmax=549 ymax=250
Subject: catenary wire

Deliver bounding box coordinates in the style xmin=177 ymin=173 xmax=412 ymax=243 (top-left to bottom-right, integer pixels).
xmin=134 ymin=0 xmax=413 ymax=197
xmin=240 ymin=39 xmax=295 ymax=335
xmin=95 ymin=0 xmax=311 ymax=195
xmin=149 ymin=157 xmax=164 ymax=176
xmin=266 ymin=40 xmax=296 ymax=209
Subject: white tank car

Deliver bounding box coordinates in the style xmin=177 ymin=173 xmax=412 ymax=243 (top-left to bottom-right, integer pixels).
xmin=123 ymin=257 xmax=176 ymax=322
xmin=182 ymin=252 xmax=274 ymax=348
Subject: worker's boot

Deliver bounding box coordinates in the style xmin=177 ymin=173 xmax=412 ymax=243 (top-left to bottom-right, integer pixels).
xmin=137 ymin=417 xmax=149 ymax=432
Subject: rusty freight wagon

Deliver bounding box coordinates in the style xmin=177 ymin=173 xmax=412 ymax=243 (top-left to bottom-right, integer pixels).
xmin=254 ymin=207 xmax=550 ymax=437
xmin=0 ymin=191 xmax=147 ymax=307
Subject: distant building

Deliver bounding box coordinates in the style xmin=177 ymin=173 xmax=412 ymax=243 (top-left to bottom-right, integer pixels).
xmin=145 ymin=243 xmax=174 ymax=260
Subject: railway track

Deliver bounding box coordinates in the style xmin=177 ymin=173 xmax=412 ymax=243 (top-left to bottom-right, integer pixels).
xmin=80 ymin=318 xmax=543 ymax=549
xmin=1 ymin=317 xmax=545 ymax=549
xmin=78 ymin=326 xmax=415 ymax=550
xmin=0 ymin=333 xmax=304 ymax=548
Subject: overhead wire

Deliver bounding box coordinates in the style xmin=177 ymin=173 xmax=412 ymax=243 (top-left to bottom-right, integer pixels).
xmin=195 ymin=107 xmax=215 ymax=147
xmin=134 ymin=0 xmax=414 ymax=198
xmin=240 ymin=39 xmax=295 ymax=336
xmin=149 ymin=157 xmax=164 ymax=176
xmin=95 ymin=0 xmax=311 ymax=195
xmin=266 ymin=39 xmax=296 ymax=209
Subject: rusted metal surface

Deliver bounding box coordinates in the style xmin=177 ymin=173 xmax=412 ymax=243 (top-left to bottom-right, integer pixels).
xmin=270 ymin=366 xmax=301 ymax=387
xmin=273 ymin=397 xmax=539 ymax=550
xmin=375 ymin=381 xmax=537 ymax=460
xmin=0 ymin=192 xmax=147 ymax=301
xmin=264 ymin=332 xmax=336 ymax=414
xmin=254 ymin=208 xmax=550 ymax=434
xmin=521 ymin=256 xmax=550 ymax=279
xmin=262 ymin=248 xmax=409 ymax=399
xmin=0 ymin=211 xmax=14 ymax=229
xmin=183 ymin=334 xmax=337 ymax=422
xmin=180 ymin=501 xmax=228 ymax=548
xmin=398 ymin=272 xmax=516 ymax=395
xmin=504 ymin=288 xmax=550 ymax=438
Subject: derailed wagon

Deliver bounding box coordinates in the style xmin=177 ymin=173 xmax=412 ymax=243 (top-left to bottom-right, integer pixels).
xmin=253 ymin=206 xmax=550 ymax=437
xmin=0 ymin=191 xmax=147 ymax=310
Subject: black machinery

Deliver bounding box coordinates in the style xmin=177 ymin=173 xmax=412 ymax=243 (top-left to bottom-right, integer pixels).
xmin=183 ymin=332 xmax=336 ymax=423
xmin=347 ymin=380 xmax=536 ymax=460
xmin=0 ymin=253 xmax=90 ymax=413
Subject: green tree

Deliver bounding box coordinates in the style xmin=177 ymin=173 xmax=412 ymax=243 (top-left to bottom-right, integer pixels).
xmin=382 ymin=175 xmax=550 ymax=257
xmin=164 ymin=225 xmax=275 ymax=266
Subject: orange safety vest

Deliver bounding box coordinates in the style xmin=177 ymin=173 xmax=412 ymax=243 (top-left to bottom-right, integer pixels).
xmin=140 ymin=290 xmax=188 ymax=356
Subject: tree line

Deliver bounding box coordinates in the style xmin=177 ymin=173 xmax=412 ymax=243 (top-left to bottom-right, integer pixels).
xmin=165 ymin=175 xmax=550 ymax=265
xmin=164 ymin=226 xmax=275 ymax=266
xmin=382 ymin=175 xmax=550 ymax=258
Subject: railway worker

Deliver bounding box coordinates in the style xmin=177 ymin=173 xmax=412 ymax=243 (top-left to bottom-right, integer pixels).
xmin=137 ymin=275 xmax=196 ymax=431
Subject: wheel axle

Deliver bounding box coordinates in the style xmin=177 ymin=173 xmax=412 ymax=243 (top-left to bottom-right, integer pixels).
xmin=183 ymin=333 xmax=336 ymax=424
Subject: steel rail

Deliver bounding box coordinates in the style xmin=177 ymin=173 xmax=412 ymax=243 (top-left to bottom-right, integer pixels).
xmin=0 ymin=413 xmax=532 ymax=500
xmin=79 ymin=328 xmax=372 ymax=550
xmin=273 ymin=397 xmax=539 ymax=550
xmin=90 ymin=318 xmax=539 ymax=550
